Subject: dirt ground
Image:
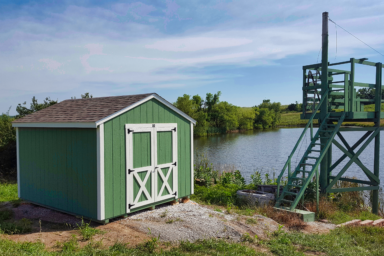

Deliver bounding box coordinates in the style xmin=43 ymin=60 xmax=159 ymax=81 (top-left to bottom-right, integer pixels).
xmin=0 ymin=200 xmax=336 ymax=251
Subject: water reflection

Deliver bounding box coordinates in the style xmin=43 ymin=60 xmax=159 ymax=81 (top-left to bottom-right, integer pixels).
xmin=194 ymin=128 xmax=384 ymax=188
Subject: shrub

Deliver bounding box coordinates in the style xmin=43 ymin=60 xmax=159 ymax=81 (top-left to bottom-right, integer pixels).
xmin=220 ymin=170 xmax=245 ymax=188
xmin=193 ymin=184 xmax=240 ymax=206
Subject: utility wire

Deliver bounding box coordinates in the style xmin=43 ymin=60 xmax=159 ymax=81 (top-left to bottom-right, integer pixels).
xmin=316 ymin=47 xmax=322 ymax=63
xmin=329 ymin=18 xmax=384 ymax=58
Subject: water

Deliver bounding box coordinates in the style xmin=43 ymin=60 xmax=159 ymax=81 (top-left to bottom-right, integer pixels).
xmin=194 ymin=128 xmax=384 ymax=188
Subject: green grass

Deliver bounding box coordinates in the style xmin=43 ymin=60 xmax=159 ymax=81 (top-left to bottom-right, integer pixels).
xmin=328 ymin=209 xmax=381 ymax=225
xmin=279 ymin=112 xmax=315 ymax=127
xmin=0 ymin=237 xmax=267 ymax=255
xmin=0 ymin=183 xmax=18 ymax=203
xmin=266 ymin=226 xmax=384 ymax=256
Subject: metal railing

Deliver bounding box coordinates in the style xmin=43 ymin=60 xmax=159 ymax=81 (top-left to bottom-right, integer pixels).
xmin=276 ymin=89 xmax=328 ymax=198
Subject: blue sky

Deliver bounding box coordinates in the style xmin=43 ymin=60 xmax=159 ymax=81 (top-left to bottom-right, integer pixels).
xmin=1 ymin=0 xmax=384 ymax=115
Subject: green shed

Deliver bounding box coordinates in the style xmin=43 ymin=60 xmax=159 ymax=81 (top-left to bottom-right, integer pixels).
xmin=12 ymin=93 xmax=196 ymax=223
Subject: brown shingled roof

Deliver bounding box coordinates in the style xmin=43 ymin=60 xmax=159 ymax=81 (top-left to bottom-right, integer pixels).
xmin=13 ymin=93 xmax=155 ymax=123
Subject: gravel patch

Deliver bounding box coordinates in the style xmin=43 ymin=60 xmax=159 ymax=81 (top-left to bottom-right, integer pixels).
xmin=121 ymin=201 xmax=280 ymax=242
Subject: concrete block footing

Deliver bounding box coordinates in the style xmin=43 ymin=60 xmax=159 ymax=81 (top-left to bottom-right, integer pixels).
xmin=274 ymin=207 xmax=315 ymax=222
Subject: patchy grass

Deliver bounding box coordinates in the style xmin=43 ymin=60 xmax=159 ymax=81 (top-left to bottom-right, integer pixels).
xmin=0 ymin=183 xmax=18 ymax=203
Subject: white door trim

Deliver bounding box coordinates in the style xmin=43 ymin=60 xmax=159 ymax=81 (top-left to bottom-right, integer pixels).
xmin=154 ymin=124 xmax=178 ymax=201
xmin=191 ymin=123 xmax=194 ymax=195
xmin=125 ymin=123 xmax=178 ymax=213
xmin=125 ymin=124 xmax=155 ymax=213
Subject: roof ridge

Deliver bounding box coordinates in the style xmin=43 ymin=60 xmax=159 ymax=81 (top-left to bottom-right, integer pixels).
xmin=62 ymin=93 xmax=156 ymax=101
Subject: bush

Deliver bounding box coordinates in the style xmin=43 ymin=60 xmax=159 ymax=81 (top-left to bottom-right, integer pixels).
xmin=220 ymin=170 xmax=245 ymax=188
xmin=193 ymin=184 xmax=240 ymax=206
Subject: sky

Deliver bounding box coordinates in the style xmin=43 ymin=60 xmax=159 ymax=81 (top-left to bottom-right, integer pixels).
xmin=1 ymin=0 xmax=384 ymax=115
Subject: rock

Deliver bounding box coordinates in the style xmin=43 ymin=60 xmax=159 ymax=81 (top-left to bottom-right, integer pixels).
xmin=336 ymin=219 xmax=361 ymax=227
xmin=373 ymin=219 xmax=384 ymax=227
xmin=360 ymin=220 xmax=373 ymax=226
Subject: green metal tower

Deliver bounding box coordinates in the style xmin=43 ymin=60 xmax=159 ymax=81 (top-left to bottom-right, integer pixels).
xmin=275 ymin=12 xmax=383 ymax=217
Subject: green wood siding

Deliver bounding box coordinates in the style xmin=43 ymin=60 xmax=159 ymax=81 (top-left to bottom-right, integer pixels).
xmin=104 ymin=99 xmax=191 ymax=219
xmin=18 ymin=128 xmax=98 ymax=219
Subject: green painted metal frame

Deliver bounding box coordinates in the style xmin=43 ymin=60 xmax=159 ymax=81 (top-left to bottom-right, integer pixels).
xmin=277 ymin=12 xmax=382 ymax=214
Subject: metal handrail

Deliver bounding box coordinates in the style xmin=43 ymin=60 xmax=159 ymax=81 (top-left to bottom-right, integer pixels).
xmin=276 ymin=89 xmax=329 ymax=198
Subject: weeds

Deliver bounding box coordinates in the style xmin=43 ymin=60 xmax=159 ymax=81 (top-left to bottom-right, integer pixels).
xmin=136 ymin=236 xmax=159 ymax=253
xmin=77 ymin=219 xmax=104 ymax=240
xmin=160 ymin=210 xmax=168 ymax=218
xmin=240 ymin=232 xmax=257 ymax=243
xmin=0 ymin=218 xmax=32 ymax=235
xmin=165 ymin=218 xmax=182 ymax=224
xmin=61 ymin=234 xmax=78 ymax=252
xmin=0 ymin=209 xmax=12 ymax=222
xmin=246 ymin=218 xmax=258 ymax=225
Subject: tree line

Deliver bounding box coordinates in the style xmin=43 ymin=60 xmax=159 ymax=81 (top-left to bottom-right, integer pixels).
xmin=173 ymin=91 xmax=282 ymax=136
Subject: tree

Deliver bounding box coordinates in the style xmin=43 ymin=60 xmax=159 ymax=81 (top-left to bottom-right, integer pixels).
xmin=16 ymin=96 xmax=58 ymax=119
xmin=210 ymin=101 xmax=238 ymax=131
xmin=238 ymin=108 xmax=255 ymax=130
xmin=72 ymin=92 xmax=93 ymax=99
xmin=205 ymin=91 xmax=221 ymax=119
xmin=174 ymin=94 xmax=199 ymax=118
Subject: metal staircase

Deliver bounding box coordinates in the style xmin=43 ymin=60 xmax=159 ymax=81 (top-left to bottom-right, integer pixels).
xmin=275 ymin=112 xmax=345 ymax=211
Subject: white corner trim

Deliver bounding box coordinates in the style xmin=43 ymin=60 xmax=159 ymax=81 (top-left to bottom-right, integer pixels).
xmin=97 ymin=124 xmax=105 ymax=220
xmin=16 ymin=128 xmax=20 ymax=198
xmin=190 ymin=123 xmax=194 ymax=194
xmin=95 ymin=94 xmax=196 ymax=126
xmin=12 ymin=122 xmax=96 ymax=128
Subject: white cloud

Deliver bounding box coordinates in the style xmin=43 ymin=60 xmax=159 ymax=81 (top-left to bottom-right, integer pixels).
xmin=39 ymin=59 xmax=63 ymax=71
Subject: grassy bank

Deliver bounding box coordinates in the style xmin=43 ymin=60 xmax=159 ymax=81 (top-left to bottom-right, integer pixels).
xmin=280 ymin=111 xmax=384 ymax=127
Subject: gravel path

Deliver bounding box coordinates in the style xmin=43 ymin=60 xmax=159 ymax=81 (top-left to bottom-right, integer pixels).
xmin=121 ymin=201 xmax=281 ymax=242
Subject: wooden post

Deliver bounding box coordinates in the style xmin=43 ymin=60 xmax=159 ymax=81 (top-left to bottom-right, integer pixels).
xmin=372 ymin=62 xmax=382 ymax=214
xmin=320 ymin=12 xmax=329 ymax=193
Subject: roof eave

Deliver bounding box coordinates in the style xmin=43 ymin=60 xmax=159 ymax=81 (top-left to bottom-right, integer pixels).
xmin=12 ymin=122 xmax=97 ymax=128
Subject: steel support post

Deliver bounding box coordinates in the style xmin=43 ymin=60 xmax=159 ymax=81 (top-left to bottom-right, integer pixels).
xmin=372 ymin=62 xmax=382 ymax=214
xmin=320 ymin=12 xmax=329 ymax=193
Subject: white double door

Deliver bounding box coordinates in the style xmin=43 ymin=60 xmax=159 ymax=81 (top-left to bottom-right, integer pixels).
xmin=125 ymin=123 xmax=178 ymax=213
